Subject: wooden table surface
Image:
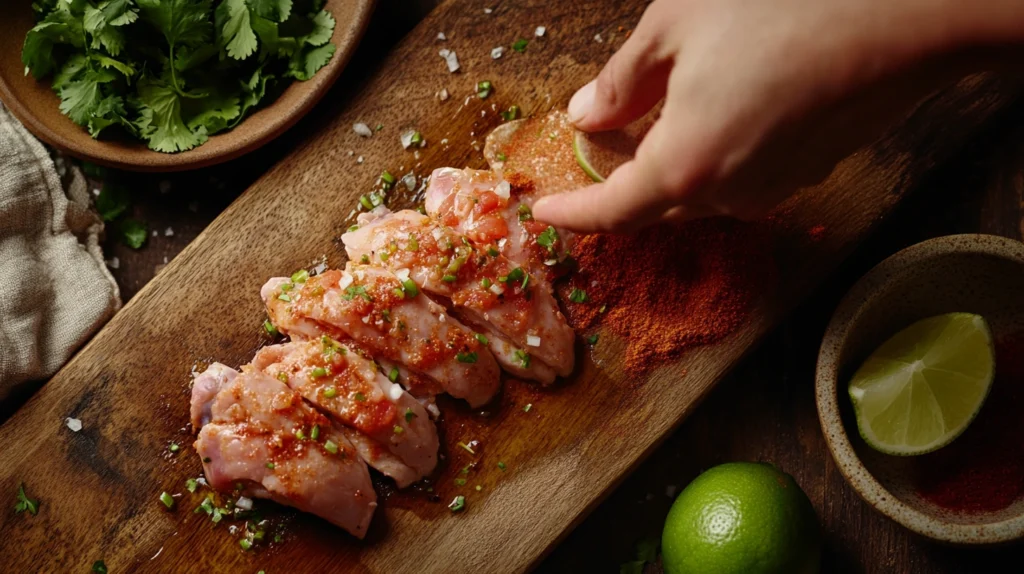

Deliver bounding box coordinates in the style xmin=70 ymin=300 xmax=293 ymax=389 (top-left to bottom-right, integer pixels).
xmin=11 ymin=0 xmax=1024 ymax=571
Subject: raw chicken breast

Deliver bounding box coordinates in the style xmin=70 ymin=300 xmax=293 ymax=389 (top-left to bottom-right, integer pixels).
xmin=343 ymin=208 xmax=574 ymax=379
xmin=262 ymin=264 xmax=501 ymax=407
xmin=190 ymin=364 xmax=376 ymax=538
xmin=252 ymin=339 xmax=438 ymax=487
xmin=424 ymin=167 xmax=573 ymax=280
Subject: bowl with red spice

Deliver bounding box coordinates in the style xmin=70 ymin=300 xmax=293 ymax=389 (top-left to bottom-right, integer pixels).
xmin=817 ymin=234 xmax=1024 ymax=545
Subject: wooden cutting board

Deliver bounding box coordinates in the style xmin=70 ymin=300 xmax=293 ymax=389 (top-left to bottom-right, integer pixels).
xmin=1 ymin=1 xmax=1020 ymax=572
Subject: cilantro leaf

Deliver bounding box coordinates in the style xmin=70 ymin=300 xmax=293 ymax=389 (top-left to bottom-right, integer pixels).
xmin=286 ymin=42 xmax=335 ymax=81
xmin=100 ymin=0 xmax=139 ymax=26
xmin=251 ymin=15 xmax=297 ymax=60
xmin=22 ymin=12 xmax=86 ymax=79
xmin=84 ymin=4 xmax=126 ymax=56
xmin=137 ymin=0 xmax=212 ymax=51
xmin=135 ymin=77 xmax=208 ymax=152
xmin=174 ymin=44 xmax=218 ymax=72
xmin=51 ymin=53 xmax=89 ymax=92
xmin=249 ymin=0 xmax=293 ymax=23
xmin=59 ymin=68 xmax=117 ymax=126
xmin=304 ymin=9 xmax=335 ymax=47
xmin=95 ymin=182 xmax=131 ymax=221
xmin=215 ymin=0 xmax=257 ymax=60
xmin=184 ymin=87 xmax=241 ymax=136
xmin=91 ymin=53 xmax=135 ymax=77
xmin=233 ymin=68 xmax=273 ymax=126
xmin=118 ymin=218 xmax=148 ymax=249
xmin=14 ymin=484 xmax=40 ymax=516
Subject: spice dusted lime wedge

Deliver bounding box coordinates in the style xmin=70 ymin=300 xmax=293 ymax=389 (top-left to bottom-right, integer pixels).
xmin=572 ymin=129 xmax=639 ymax=182
xmin=848 ymin=313 xmax=995 ymax=456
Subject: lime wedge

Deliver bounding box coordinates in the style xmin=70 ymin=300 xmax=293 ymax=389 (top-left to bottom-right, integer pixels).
xmin=848 ymin=313 xmax=994 ymax=456
xmin=572 ymin=128 xmax=638 ymax=183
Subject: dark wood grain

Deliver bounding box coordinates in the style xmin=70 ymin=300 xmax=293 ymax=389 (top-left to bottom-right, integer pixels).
xmin=2 ymin=1 xmax=1023 ymax=573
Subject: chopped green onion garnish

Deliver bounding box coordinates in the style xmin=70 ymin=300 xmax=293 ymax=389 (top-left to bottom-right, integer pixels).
xmin=311 ymin=425 xmax=320 ymax=441
xmin=407 ymin=234 xmax=419 ymax=251
xmin=281 ymin=283 xmax=293 ymax=291
xmin=392 ymin=287 xmax=406 ymax=298
xmin=323 ymin=386 xmax=337 ymax=398
xmin=487 ymin=246 xmax=499 ymax=257
xmin=587 ymin=334 xmax=599 ymax=345
xmin=277 ymin=293 xmax=291 ymax=302
xmin=381 ymin=171 xmax=396 ymax=186
xmin=442 ymin=274 xmax=458 ymax=282
xmin=521 ymin=273 xmax=530 ymax=290
xmin=370 ymin=192 xmax=383 ymax=207
xmin=92 ymin=560 xmax=107 ymax=574
xmin=514 ymin=349 xmax=531 ymax=368
xmin=311 ymin=367 xmax=328 ymax=378
xmin=475 ymin=485 xmax=482 ymax=491
xmin=501 ymin=105 xmax=521 ymax=121
xmin=266 ymin=462 xmax=275 ymax=469
xmin=503 ymin=268 xmax=525 ymax=283
xmin=401 ymin=278 xmax=419 ymax=298
xmin=496 ymin=152 xmax=507 ymax=161
xmin=355 ymin=392 xmax=366 ymax=401
xmin=359 ymin=195 xmax=374 ymax=210
xmin=159 ymin=491 xmax=174 ymax=509
xmin=512 ymin=38 xmax=528 ymax=52
xmin=348 ymin=224 xmax=360 ymax=232
xmin=277 ymin=372 xmax=289 ymax=383
xmin=475 ymin=333 xmax=489 ymax=345
xmin=14 ymin=484 xmax=39 ymax=515
xmin=375 ymin=123 xmax=383 ymax=131
xmin=389 ymin=367 xmax=399 ymax=382
xmin=186 ymin=478 xmax=198 ymax=493
xmin=324 ymin=440 xmax=339 ymax=454
xmin=405 ymin=408 xmax=416 ymax=422
xmin=599 ymin=304 xmax=607 ymax=313
xmin=393 ymin=425 xmax=404 ymax=434
xmin=497 ymin=461 xmax=507 ymax=471
xmin=456 ymin=352 xmax=478 ymax=364
xmin=343 ymin=285 xmax=372 ymax=301
xmin=263 ymin=320 xmax=279 ymax=337
xmin=169 ymin=443 xmax=180 ymax=453
xmin=517 ymin=204 xmax=532 ymax=221
xmin=295 ymin=428 xmax=307 ymax=440
xmin=382 ymin=309 xmax=392 ymax=322
xmin=477 ymin=80 xmax=493 ymax=99
xmin=291 ymin=269 xmax=309 ymax=283
xmin=380 ymin=251 xmax=390 ymax=262
xmin=410 ymin=131 xmax=423 ymax=145
xmin=480 ymin=277 xmax=492 ymax=289
xmin=457 ymin=442 xmax=476 ymax=455
xmin=454 ymin=478 xmax=467 ymax=486
xmin=361 ymin=254 xmax=371 ymax=264
xmin=569 ymin=288 xmax=589 ymax=303
xmin=523 ymin=403 xmax=533 ymax=413
xmin=239 ymin=539 xmax=252 ymax=551
xmin=449 ymin=495 xmax=466 ymax=513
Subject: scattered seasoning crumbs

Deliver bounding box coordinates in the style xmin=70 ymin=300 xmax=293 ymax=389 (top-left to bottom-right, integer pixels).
xmin=65 ymin=417 xmax=82 ymax=432
xmin=457 ymin=442 xmax=476 ymax=455
xmin=14 ymin=484 xmax=39 ymax=515
xmin=512 ymin=38 xmax=528 ymax=52
xmin=483 ymin=7 xmax=492 ymax=14
xmin=92 ymin=560 xmax=108 ymax=574
xmin=587 ymin=334 xmax=600 ymax=345
xmin=159 ymin=491 xmax=174 ymax=509
xmin=448 ymin=495 xmax=466 ymax=513
xmin=498 ymin=461 xmax=507 ymax=471
xmin=186 ymin=478 xmax=198 ymax=493
xmin=523 ymin=403 xmax=533 ymax=413
xmin=203 ymin=457 xmax=212 ymax=463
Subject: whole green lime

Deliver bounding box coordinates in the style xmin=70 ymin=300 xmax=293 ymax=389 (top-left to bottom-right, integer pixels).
xmin=662 ymin=462 xmax=821 ymax=574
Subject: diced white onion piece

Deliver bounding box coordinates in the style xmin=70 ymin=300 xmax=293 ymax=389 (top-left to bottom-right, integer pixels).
xmin=494 ymin=180 xmax=511 ymax=199
xmin=228 ymin=525 xmax=239 ymax=535
xmin=196 ymin=477 xmax=207 ymax=486
xmin=235 ymin=497 xmax=253 ymax=510
xmin=497 ymin=238 xmax=507 ymax=249
xmin=402 ymin=172 xmax=417 ymax=191
xmin=388 ymin=383 xmax=404 ymax=401
xmin=355 ymin=269 xmax=366 ymax=281
xmin=535 ymin=26 xmax=546 ymax=37
xmin=427 ymin=403 xmax=441 ymax=418
xmin=439 ymin=49 xmax=460 ymax=72
xmin=362 ymin=315 xmax=371 ymax=324
xmin=526 ymin=335 xmax=541 ymax=347
xmin=65 ymin=417 xmax=82 ymax=432
xmin=438 ymin=314 xmax=446 ymax=323
xmin=394 ymin=268 xmax=411 ymax=282
xmin=313 ymin=262 xmax=327 ymax=275
xmin=431 ymin=228 xmax=444 ymax=241
xmin=544 ymin=258 xmax=558 ymax=266
xmin=438 ymin=88 xmax=449 ymax=101
xmin=339 ymin=272 xmax=354 ymax=290
xmin=437 ymin=32 xmax=446 ymax=41
xmin=353 ymin=123 xmax=373 ymax=137
xmin=491 ymin=46 xmax=504 ymax=59
xmin=401 ymin=129 xmax=418 ymax=149
xmin=489 ymin=284 xmax=504 ymax=295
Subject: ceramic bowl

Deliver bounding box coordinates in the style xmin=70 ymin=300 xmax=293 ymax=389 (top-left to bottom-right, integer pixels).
xmin=817 ymin=234 xmax=1024 ymax=544
xmin=0 ymin=0 xmax=374 ymax=172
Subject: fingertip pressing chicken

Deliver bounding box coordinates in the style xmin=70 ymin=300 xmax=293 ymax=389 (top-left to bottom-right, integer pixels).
xmin=191 ymin=364 xmax=377 ymax=538
xmin=252 ymin=339 xmax=438 ymax=487
xmin=262 ymin=264 xmax=501 ymax=408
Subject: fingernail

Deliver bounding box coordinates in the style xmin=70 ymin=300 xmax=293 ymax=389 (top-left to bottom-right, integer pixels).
xmin=568 ymin=81 xmax=596 ymax=124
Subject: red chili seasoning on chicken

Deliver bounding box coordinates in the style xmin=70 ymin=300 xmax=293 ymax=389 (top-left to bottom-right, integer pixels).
xmin=559 ymin=217 xmax=777 ymax=373
xmin=913 ymin=333 xmax=1024 ymax=513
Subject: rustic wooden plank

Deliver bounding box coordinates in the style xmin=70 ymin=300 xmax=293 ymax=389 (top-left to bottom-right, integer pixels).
xmin=0 ymin=1 xmax=1020 ymax=573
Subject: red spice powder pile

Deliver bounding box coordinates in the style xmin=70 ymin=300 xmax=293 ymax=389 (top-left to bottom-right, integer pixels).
xmin=913 ymin=333 xmax=1024 ymax=513
xmin=559 ymin=218 xmax=777 ymax=373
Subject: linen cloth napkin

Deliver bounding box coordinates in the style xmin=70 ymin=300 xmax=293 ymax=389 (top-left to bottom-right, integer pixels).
xmin=0 ymin=104 xmax=120 ymax=408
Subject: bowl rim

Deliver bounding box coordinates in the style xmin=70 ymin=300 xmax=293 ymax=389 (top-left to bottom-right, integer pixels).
xmin=0 ymin=0 xmax=376 ymax=173
xmin=816 ymin=233 xmax=1024 ymax=544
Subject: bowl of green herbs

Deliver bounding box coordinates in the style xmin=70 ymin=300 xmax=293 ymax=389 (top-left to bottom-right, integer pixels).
xmin=0 ymin=0 xmax=374 ymax=171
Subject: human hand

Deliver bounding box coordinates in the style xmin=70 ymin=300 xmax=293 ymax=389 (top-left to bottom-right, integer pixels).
xmin=533 ymin=0 xmax=1023 ymax=232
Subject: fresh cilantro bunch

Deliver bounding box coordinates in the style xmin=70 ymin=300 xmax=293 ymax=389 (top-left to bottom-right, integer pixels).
xmin=22 ymin=0 xmax=337 ymax=153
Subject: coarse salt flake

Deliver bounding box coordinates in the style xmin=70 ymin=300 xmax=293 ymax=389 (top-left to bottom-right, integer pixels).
xmin=491 ymin=46 xmax=504 ymax=59
xmin=526 ymin=335 xmax=541 ymax=347
xmin=483 ymin=7 xmax=492 ymax=14
xmin=438 ymin=88 xmax=449 ymax=101
xmin=164 ymin=227 xmax=174 ymax=237
xmin=594 ymin=33 xmax=603 ymax=43
xmin=65 ymin=417 xmax=82 ymax=432
xmin=353 ymin=123 xmax=373 ymax=137
xmin=106 ymin=256 xmax=120 ymax=269
xmin=357 ymin=156 xmax=364 ymax=164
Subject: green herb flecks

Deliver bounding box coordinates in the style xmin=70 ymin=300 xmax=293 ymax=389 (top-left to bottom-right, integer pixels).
xmin=14 ymin=484 xmax=39 ymax=516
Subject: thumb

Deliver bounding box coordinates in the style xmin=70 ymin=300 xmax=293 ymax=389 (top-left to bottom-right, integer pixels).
xmin=568 ymin=6 xmax=674 ymax=132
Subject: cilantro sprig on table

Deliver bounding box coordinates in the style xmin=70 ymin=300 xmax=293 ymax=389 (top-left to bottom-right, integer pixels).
xmin=22 ymin=0 xmax=337 ymax=153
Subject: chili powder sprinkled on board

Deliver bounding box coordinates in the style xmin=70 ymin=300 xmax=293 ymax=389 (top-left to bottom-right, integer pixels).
xmin=559 ymin=218 xmax=777 ymax=373
xmin=912 ymin=333 xmax=1024 ymax=513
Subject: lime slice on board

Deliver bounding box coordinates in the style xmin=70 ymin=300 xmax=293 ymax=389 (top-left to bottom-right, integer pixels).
xmin=848 ymin=312 xmax=995 ymax=456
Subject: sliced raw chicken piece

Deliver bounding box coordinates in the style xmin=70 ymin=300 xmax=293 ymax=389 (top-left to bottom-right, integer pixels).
xmin=343 ymin=208 xmax=574 ymax=379
xmin=262 ymin=264 xmax=500 ymax=407
xmin=424 ymin=167 xmax=573 ymax=280
xmin=190 ymin=364 xmax=376 ymax=539
xmin=252 ymin=339 xmax=438 ymax=487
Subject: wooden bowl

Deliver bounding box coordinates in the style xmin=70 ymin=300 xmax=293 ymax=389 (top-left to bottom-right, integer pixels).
xmin=816 ymin=234 xmax=1024 ymax=544
xmin=0 ymin=0 xmax=374 ymax=172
